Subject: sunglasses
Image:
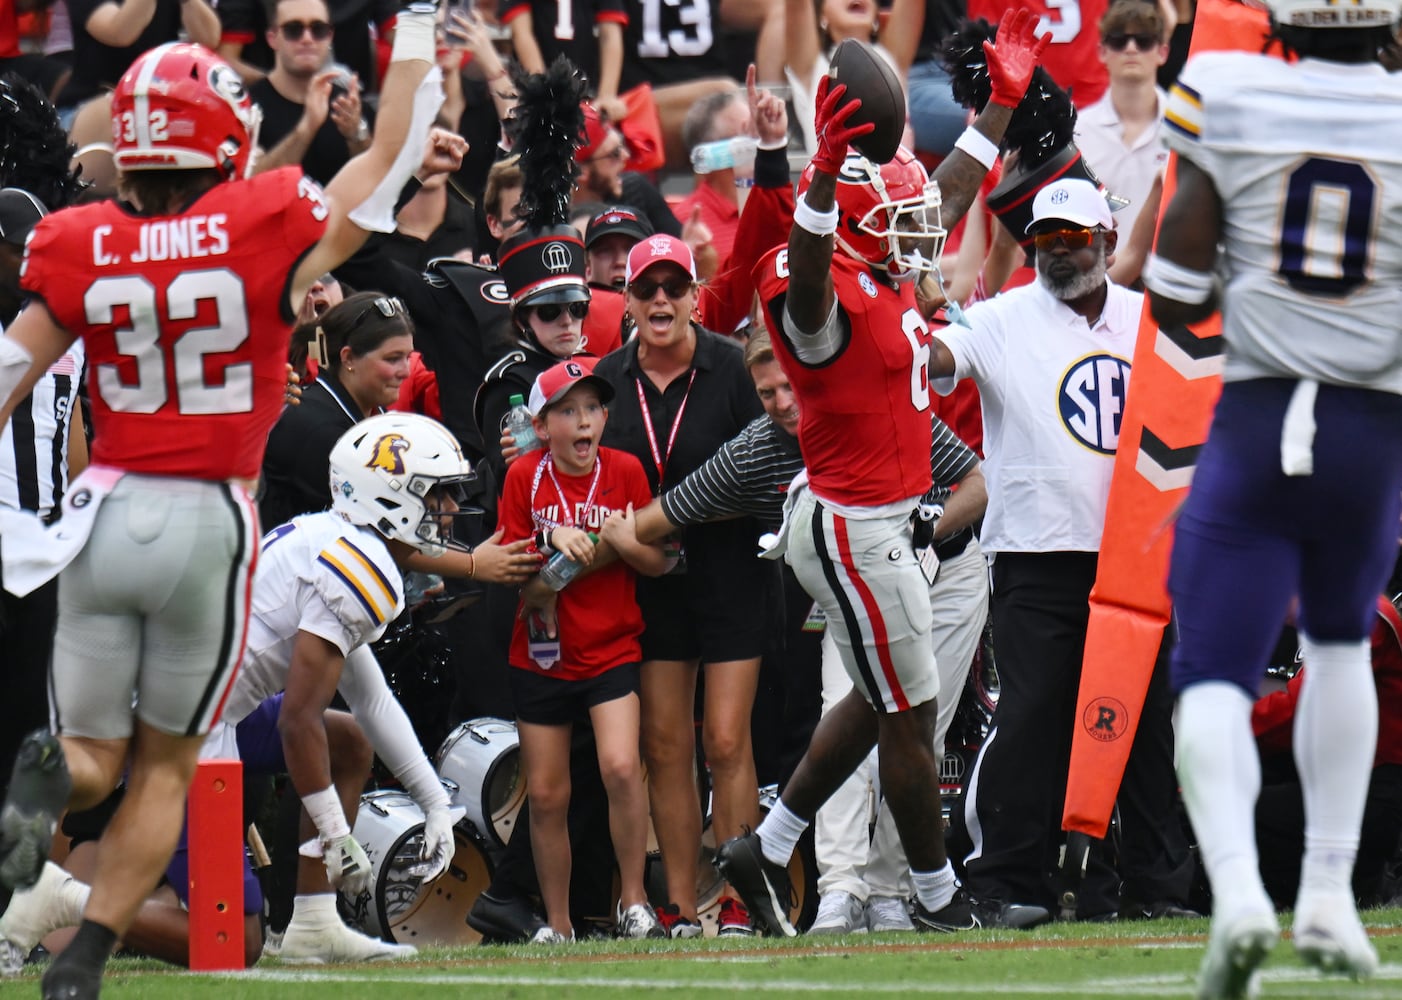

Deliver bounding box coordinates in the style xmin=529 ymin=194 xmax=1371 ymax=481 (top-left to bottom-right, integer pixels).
xmin=532 ymin=301 xmax=589 ymax=322
xmin=627 ymin=276 xmax=694 ymax=300
xmin=1103 ymin=32 xmax=1158 ymax=51
xmin=348 ymin=295 xmax=406 ymax=332
xmin=587 ymin=143 xmax=629 ymax=164
xmin=279 ymin=19 xmax=333 ymax=41
xmin=1032 ymin=227 xmax=1101 ymax=251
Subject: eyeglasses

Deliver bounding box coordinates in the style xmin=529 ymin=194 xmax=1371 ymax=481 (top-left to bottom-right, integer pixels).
xmin=279 ymin=19 xmax=333 ymax=41
xmin=532 ymin=301 xmax=589 ymax=322
xmin=627 ymin=276 xmax=694 ymax=300
xmin=587 ymin=143 xmax=629 ymax=164
xmin=1103 ymin=32 xmax=1158 ymax=51
xmin=347 ymin=295 xmax=406 ymax=333
xmin=1031 ymin=227 xmax=1101 ymax=251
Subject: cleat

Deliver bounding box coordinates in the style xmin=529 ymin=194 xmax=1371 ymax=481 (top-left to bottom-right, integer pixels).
xmin=1292 ymin=889 xmax=1377 ymax=981
xmin=716 ymin=896 xmax=756 ymax=938
xmin=276 ymin=918 xmax=417 ymax=963
xmin=866 ymin=895 xmax=914 ymax=933
xmin=0 ymin=731 xmax=71 ymax=892
xmin=529 ymin=926 xmax=571 ymax=944
xmin=654 ymin=903 xmax=702 ymax=939
xmin=715 ymin=832 xmax=796 ymax=938
xmin=913 ymin=889 xmax=981 ymax=932
xmin=616 ymin=901 xmax=665 ymax=939
xmin=40 ymin=951 xmax=101 ymax=1000
xmin=0 ymin=862 xmax=84 ymax=957
xmin=965 ymin=895 xmax=1053 ymax=930
xmin=1196 ymin=908 xmax=1278 ymax=1000
xmin=810 ymin=890 xmax=866 ymax=935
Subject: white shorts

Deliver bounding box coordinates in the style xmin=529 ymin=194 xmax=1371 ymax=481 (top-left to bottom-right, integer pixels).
xmin=50 ymin=475 xmax=257 ymax=740
xmin=785 ymin=488 xmax=937 ymax=713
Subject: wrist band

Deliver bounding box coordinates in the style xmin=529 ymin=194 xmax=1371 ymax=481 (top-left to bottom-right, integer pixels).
xmin=391 ymin=8 xmax=436 ymax=64
xmin=793 ymin=195 xmax=839 ymax=237
xmin=954 ymin=127 xmax=999 ymax=170
xmin=302 ymin=785 xmax=350 ymax=842
xmin=1143 ymin=253 xmax=1216 ymax=305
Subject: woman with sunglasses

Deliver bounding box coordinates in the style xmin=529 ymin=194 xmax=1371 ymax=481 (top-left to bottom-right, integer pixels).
xmin=590 ymin=234 xmax=770 ymax=938
xmin=261 ymin=291 xmax=414 ymax=528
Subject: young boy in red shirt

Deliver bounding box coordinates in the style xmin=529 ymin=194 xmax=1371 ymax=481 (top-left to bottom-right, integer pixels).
xmin=497 ymin=357 xmax=669 ymax=942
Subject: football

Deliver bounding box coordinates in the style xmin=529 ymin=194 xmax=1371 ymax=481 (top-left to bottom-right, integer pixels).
xmin=826 ymin=38 xmax=906 ymax=165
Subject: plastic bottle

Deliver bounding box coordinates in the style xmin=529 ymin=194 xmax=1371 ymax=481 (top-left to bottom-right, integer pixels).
xmin=538 ymin=531 xmax=599 ymax=591
xmin=506 ymin=394 xmax=543 ymax=454
xmin=689 ymin=136 xmax=758 ymax=175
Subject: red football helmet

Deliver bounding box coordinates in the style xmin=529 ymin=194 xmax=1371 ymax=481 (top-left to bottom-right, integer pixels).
xmin=798 ymin=147 xmax=946 ymax=279
xmin=111 ymin=42 xmax=262 ymax=181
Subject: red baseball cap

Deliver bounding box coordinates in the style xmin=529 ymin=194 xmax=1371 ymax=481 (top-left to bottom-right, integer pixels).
xmin=575 ymin=103 xmax=611 ymax=164
xmin=625 ymin=234 xmax=696 ymax=285
xmin=528 ymin=356 xmax=616 ymax=417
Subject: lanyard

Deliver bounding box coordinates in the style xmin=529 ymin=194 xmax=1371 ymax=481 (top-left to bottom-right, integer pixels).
xmin=635 ymin=370 xmax=696 ymax=487
xmin=528 ymin=452 xmax=602 ymax=530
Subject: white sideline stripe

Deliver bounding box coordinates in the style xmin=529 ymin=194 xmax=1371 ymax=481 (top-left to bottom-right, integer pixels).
xmin=222 ymin=963 xmax=1402 ymax=996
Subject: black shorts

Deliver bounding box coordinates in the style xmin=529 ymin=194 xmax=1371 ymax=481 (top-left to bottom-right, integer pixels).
xmin=509 ymin=662 xmax=641 ymax=726
xmin=638 ymin=520 xmax=778 ymax=663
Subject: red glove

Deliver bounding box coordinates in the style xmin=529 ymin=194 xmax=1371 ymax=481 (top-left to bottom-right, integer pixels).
xmin=811 ymin=75 xmax=875 ymax=176
xmin=984 ymin=8 xmax=1050 ymax=109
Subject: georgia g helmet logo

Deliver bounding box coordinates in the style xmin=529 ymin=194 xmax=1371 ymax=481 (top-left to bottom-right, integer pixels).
xmin=367 ymin=433 xmax=411 ymax=475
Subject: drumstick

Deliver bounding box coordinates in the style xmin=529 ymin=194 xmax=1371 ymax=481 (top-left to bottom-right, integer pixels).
xmin=247 ymin=823 xmax=272 ymax=869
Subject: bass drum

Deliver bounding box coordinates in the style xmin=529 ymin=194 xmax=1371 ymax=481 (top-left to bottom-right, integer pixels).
xmin=436 ymin=718 xmax=526 ymax=850
xmin=340 ymin=789 xmax=495 ymax=945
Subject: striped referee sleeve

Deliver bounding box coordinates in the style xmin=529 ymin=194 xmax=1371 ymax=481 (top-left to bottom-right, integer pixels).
xmin=660 ymin=417 xmax=804 ymax=530
xmin=926 ymin=414 xmax=979 ymax=503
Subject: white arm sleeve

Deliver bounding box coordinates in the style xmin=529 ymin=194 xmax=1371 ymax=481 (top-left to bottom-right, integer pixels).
xmin=781 ymin=298 xmax=845 ymax=366
xmin=338 ymin=646 xmax=451 ymax=812
xmin=347 ymin=67 xmax=444 ymax=234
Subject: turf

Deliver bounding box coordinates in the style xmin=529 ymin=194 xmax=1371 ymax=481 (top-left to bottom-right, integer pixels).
xmin=2 ymin=909 xmax=1401 ymax=998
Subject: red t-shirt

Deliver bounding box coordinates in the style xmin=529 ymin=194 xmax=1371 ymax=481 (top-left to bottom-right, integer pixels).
xmin=22 ymin=167 xmax=326 ymax=481
xmin=582 ymin=286 xmax=625 ymax=357
xmin=756 ymin=247 xmax=933 ymax=507
xmin=498 ymin=446 xmax=653 ymax=680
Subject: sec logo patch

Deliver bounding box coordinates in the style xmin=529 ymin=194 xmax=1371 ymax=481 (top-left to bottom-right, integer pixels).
xmin=859 ymin=272 xmax=878 ymax=298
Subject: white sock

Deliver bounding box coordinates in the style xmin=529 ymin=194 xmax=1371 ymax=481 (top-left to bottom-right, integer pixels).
xmin=756 ymin=799 xmax=808 ymax=867
xmin=1295 ymin=635 xmax=1374 ymax=895
xmin=1175 ymin=682 xmax=1271 ymax=918
xmin=61 ymin=875 xmax=91 ymax=925
xmin=911 ymin=862 xmax=956 ymax=912
xmin=289 ymin=892 xmax=339 ymax=927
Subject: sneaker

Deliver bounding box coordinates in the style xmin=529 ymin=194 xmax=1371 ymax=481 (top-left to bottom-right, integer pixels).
xmin=0 ymin=861 xmax=84 ymax=957
xmin=1121 ymin=898 xmax=1203 ymax=921
xmin=1292 ymin=888 xmax=1378 ymax=981
xmin=1196 ymin=908 xmax=1279 ymax=1000
xmin=467 ymin=890 xmax=547 ymax=943
xmin=865 ymin=895 xmax=914 ymax=933
xmin=616 ymin=901 xmax=665 ymax=939
xmin=262 ymin=928 xmax=284 ymax=958
xmin=277 ymin=917 xmax=418 ymax=964
xmin=715 ymin=832 xmax=796 ymax=938
xmin=655 ymin=903 xmax=703 ymax=940
xmin=913 ymin=889 xmax=981 ymax=932
xmin=717 ymin=896 xmax=756 ymax=938
xmin=809 ymin=890 xmax=866 ymax=935
xmin=529 ymin=926 xmax=572 ymax=944
xmin=965 ymin=895 xmax=1053 ymax=930
xmin=0 ymin=731 xmax=71 ymax=892
xmin=40 ymin=949 xmax=101 ymax=1000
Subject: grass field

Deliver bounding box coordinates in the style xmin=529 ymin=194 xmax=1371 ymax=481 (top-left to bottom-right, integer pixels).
xmin=3 ymin=909 xmax=1402 ymax=999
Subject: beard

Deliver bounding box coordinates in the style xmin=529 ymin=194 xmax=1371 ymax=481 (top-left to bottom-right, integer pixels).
xmin=1037 ymin=247 xmax=1108 ymax=301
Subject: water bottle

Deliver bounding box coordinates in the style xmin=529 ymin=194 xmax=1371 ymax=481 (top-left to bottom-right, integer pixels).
xmin=689 ymin=136 xmax=758 ymax=175
xmin=506 ymin=394 xmax=542 ymax=454
xmin=538 ymin=531 xmax=599 ymax=591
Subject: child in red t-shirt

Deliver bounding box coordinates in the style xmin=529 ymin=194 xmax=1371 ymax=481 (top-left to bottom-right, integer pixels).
xmin=496 ymin=357 xmax=669 ymax=942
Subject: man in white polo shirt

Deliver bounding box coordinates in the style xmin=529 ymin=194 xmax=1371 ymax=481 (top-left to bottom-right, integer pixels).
xmin=927 ymin=177 xmax=1193 ymax=927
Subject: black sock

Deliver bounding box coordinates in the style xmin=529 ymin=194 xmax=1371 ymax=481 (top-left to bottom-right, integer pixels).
xmin=59 ymin=919 xmax=117 ymax=969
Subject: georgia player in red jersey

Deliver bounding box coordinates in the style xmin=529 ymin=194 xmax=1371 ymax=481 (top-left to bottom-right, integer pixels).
xmin=717 ymin=10 xmax=1047 ymax=938
xmin=0 ymin=20 xmax=444 ymax=997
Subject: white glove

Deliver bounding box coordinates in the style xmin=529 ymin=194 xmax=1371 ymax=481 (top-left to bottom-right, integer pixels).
xmin=321 ymin=833 xmax=372 ymax=895
xmin=409 ymin=806 xmax=458 ymax=882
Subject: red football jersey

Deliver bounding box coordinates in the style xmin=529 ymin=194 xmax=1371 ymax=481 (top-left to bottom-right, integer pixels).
xmin=498 ymin=445 xmax=653 ymax=681
xmin=967 ymin=0 xmax=1109 ymax=107
xmin=22 ymin=167 xmax=327 ymax=481
xmin=755 ymin=247 xmax=933 ymax=508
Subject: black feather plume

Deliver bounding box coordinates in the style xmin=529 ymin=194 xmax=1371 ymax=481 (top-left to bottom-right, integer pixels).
xmin=0 ymin=74 xmax=84 ymax=209
xmin=941 ymin=19 xmax=1077 ymax=169
xmin=506 ymin=55 xmax=588 ymax=230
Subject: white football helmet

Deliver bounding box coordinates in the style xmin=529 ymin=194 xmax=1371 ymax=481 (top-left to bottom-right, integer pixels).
xmin=329 ymin=413 xmax=474 ymax=557
xmin=1257 ymin=0 xmax=1400 ymax=28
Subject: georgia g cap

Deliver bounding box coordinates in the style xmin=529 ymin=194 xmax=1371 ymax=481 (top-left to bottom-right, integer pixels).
xmin=528 ymin=356 xmax=616 ymax=417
